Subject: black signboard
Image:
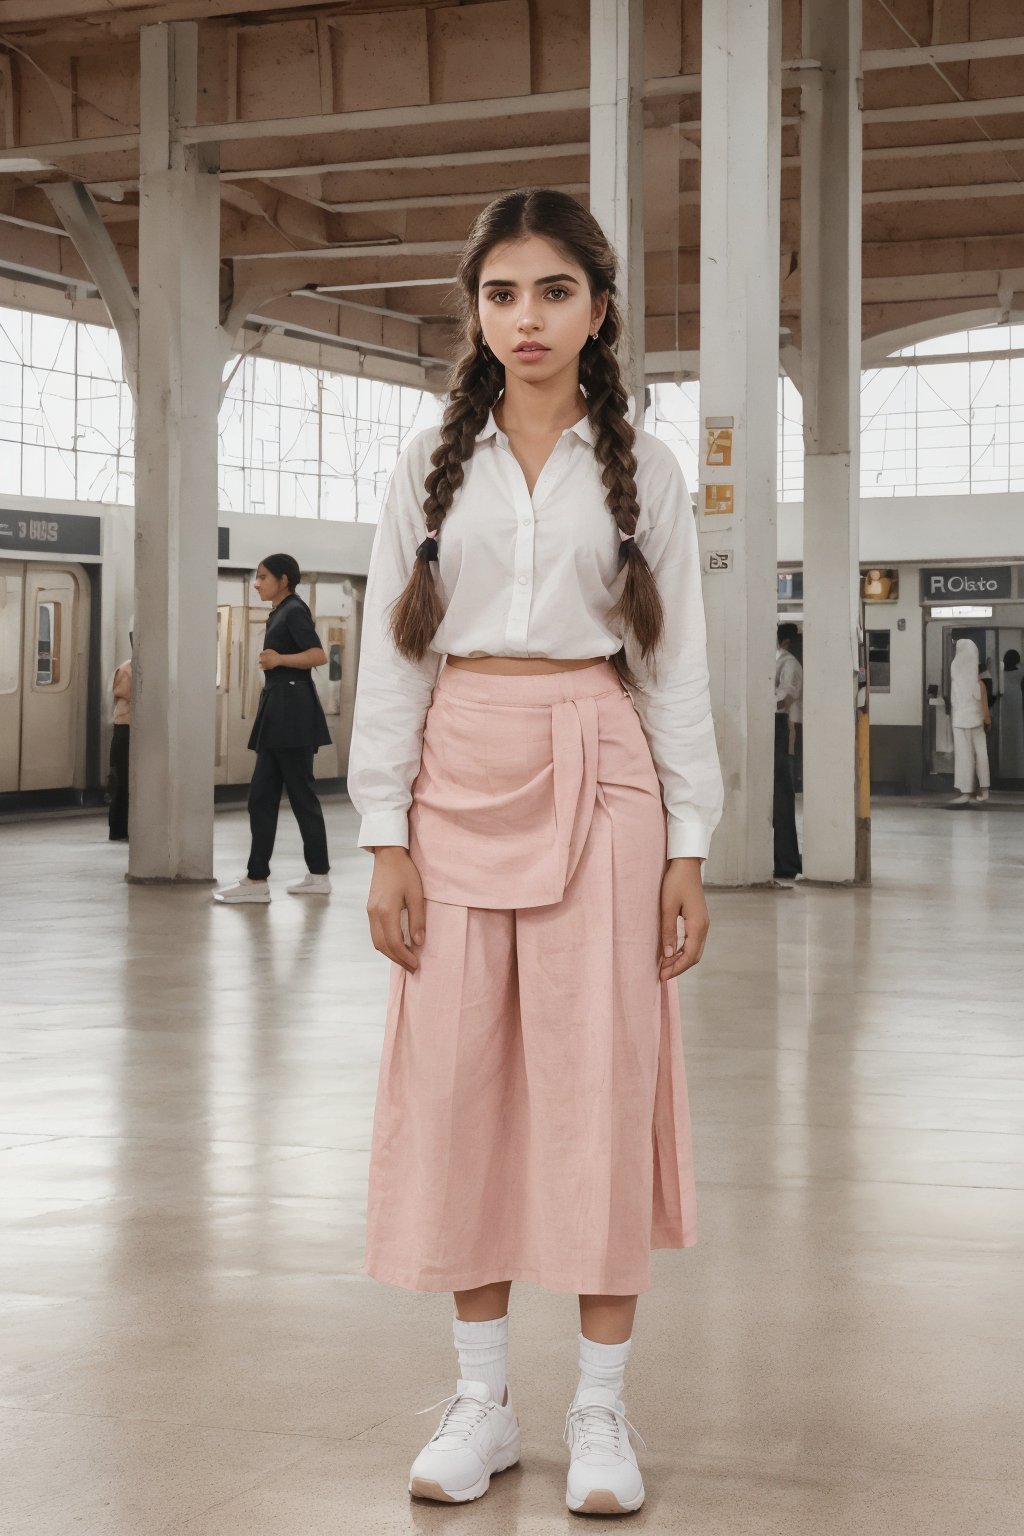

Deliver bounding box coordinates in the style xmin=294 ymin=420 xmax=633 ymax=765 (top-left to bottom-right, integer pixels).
xmin=218 ymin=526 xmax=230 ymax=560
xmin=920 ymin=566 xmax=1013 ymax=603
xmin=0 ymin=509 xmax=101 ymax=556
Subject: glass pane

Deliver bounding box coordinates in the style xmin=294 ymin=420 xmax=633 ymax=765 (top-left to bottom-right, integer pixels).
xmin=35 ymin=600 xmax=59 ymax=685
xmin=43 ymin=446 xmax=77 ymax=500
xmin=0 ymin=311 xmax=24 ymax=365
xmin=0 ymin=437 xmax=20 ymax=492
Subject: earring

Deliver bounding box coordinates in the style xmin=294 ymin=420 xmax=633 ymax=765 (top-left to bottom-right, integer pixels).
xmin=590 ymin=331 xmax=600 ymax=343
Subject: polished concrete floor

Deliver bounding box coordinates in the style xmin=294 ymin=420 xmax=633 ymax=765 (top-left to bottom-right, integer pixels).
xmin=2 ymin=800 xmax=1022 ymax=1535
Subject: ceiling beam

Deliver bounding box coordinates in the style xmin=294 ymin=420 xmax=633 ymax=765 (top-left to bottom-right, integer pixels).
xmin=864 ymin=97 xmax=1024 ymax=125
xmin=861 ymin=137 xmax=1024 ymax=161
xmin=869 ymin=346 xmax=1024 ymax=367
xmin=42 ymin=179 xmax=139 ymax=389
xmin=247 ymin=310 xmax=445 ymax=370
xmin=0 ymin=0 xmax=445 ymax=24
xmin=0 ymin=135 xmax=135 ymax=166
xmin=862 ymin=39 xmax=1024 ymax=70
xmin=179 ymin=90 xmax=592 ymax=147
xmin=864 ymin=183 xmax=1024 ymax=204
xmin=222 ymin=141 xmax=590 ymax=185
xmin=233 ymin=239 xmax=465 ymax=264
xmin=310 ymin=184 xmax=588 ymax=215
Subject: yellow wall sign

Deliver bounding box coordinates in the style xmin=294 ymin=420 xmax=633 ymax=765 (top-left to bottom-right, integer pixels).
xmin=705 ymin=428 xmax=733 ymax=467
xmin=703 ymin=483 xmax=735 ymax=516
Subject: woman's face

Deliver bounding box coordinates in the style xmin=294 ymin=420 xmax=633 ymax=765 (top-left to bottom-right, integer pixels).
xmin=254 ymin=565 xmax=289 ymax=605
xmin=477 ymin=235 xmax=607 ymax=389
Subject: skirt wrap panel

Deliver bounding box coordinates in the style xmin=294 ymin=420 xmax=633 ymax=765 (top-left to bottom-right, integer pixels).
xmin=364 ymin=662 xmax=698 ymax=1295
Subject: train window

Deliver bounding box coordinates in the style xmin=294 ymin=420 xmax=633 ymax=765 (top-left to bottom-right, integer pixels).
xmin=328 ymin=644 xmax=342 ymax=682
xmin=0 ymin=573 xmax=22 ymax=694
xmin=35 ymin=600 xmax=62 ymax=687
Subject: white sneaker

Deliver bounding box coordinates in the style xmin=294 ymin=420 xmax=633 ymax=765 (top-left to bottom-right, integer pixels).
xmin=409 ymin=1379 xmax=521 ymax=1504
xmin=946 ymin=794 xmax=973 ymax=808
xmin=286 ymin=872 xmax=332 ymax=895
xmin=213 ymin=879 xmax=271 ymax=904
xmin=564 ymin=1386 xmax=646 ymax=1515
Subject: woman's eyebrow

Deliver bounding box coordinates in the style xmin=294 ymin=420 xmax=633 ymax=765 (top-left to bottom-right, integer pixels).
xmin=480 ymin=273 xmax=581 ymax=289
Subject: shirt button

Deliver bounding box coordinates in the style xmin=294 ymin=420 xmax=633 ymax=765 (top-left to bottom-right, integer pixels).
xmin=518 ymin=575 xmax=528 ymax=585
xmin=521 ymin=517 xmax=531 ymax=527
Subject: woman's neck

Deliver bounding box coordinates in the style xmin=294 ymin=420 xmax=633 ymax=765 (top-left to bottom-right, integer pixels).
xmin=495 ymin=373 xmax=587 ymax=436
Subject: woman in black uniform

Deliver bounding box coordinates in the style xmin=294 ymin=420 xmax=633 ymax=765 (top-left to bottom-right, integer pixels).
xmin=215 ymin=553 xmax=333 ymax=904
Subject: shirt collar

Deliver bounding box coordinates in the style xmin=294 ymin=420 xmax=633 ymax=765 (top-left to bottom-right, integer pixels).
xmin=477 ymin=409 xmax=594 ymax=446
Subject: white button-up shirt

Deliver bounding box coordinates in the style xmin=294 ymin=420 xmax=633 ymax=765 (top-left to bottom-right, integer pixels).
xmin=348 ymin=412 xmax=723 ymax=859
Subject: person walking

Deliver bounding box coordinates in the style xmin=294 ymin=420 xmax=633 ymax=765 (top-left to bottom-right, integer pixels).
xmin=107 ymin=635 xmax=132 ymax=842
xmin=215 ymin=554 xmax=333 ymax=903
xmin=947 ymin=637 xmax=991 ymax=807
xmin=347 ymin=189 xmax=723 ymax=1515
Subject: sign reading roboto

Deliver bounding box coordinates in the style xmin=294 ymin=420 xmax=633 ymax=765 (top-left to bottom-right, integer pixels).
xmin=920 ymin=566 xmax=1012 ymax=604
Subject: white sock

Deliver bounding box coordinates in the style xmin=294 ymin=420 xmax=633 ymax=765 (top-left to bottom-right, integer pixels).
xmin=453 ymin=1313 xmax=508 ymax=1406
xmin=576 ymin=1332 xmax=632 ymax=1402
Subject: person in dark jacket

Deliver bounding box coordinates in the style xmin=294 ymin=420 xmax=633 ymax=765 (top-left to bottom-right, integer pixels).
xmin=215 ymin=553 xmax=333 ymax=904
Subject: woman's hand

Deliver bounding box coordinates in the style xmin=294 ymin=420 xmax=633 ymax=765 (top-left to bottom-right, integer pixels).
xmin=367 ymin=847 xmax=426 ymax=972
xmin=659 ymin=857 xmax=710 ymax=981
xmin=259 ymin=649 xmax=281 ymax=671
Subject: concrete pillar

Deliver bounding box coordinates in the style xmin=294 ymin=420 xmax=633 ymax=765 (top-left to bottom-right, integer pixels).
xmin=589 ymin=0 xmax=645 ymax=416
xmin=698 ymin=0 xmax=782 ymax=886
xmin=129 ymin=21 xmax=223 ymax=881
xmin=799 ymin=0 xmax=864 ymax=884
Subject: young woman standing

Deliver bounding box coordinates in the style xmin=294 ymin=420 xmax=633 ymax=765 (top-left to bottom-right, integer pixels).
xmin=348 ymin=190 xmax=723 ymax=1515
xmin=215 ymin=554 xmax=333 ymax=903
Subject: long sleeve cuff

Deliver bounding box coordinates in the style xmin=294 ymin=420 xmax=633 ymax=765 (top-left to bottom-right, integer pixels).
xmin=667 ymin=818 xmax=713 ymax=861
xmin=357 ymin=810 xmax=410 ymax=851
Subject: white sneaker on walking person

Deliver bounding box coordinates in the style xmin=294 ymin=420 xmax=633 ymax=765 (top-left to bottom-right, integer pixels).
xmin=564 ymin=1385 xmax=646 ymax=1515
xmin=409 ymin=1379 xmax=521 ymax=1503
xmin=286 ymin=872 xmax=332 ymax=895
xmin=213 ymin=878 xmax=271 ymax=904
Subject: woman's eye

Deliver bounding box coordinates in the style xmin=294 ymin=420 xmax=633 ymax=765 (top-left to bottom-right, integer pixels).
xmin=488 ymin=290 xmax=514 ymax=303
xmin=546 ymin=287 xmax=569 ymax=300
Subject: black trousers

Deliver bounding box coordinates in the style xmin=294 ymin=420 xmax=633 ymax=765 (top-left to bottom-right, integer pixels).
xmin=108 ymin=724 xmax=130 ymax=841
xmin=247 ymin=747 xmax=330 ymax=880
xmin=773 ymin=713 xmax=802 ymax=878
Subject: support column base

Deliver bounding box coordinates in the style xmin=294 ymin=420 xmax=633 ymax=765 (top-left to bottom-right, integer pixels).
xmin=125 ymin=874 xmax=216 ymax=886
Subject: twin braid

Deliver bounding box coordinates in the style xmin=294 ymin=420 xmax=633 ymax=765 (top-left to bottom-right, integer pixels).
xmin=422 ymin=346 xmax=501 ymax=536
xmin=387 ymin=342 xmax=502 ymax=659
xmin=581 ymin=335 xmax=665 ymax=662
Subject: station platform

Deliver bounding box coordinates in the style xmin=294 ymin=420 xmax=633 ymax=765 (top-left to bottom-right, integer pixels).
xmin=2 ymin=801 xmax=1022 ymax=1534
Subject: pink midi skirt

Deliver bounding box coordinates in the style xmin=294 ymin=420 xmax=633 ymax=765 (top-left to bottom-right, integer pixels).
xmin=363 ymin=661 xmax=698 ymax=1296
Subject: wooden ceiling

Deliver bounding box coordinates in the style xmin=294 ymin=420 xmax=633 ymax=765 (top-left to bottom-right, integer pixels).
xmin=0 ymin=0 xmax=1022 ymax=382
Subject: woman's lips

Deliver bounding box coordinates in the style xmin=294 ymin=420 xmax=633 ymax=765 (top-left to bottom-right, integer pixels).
xmin=512 ymin=344 xmax=550 ymax=361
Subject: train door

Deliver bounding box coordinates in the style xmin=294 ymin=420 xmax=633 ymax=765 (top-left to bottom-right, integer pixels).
xmin=308 ymin=577 xmax=358 ymax=779
xmin=224 ymin=608 xmax=268 ymax=784
xmin=993 ymin=623 xmax=1024 ymax=784
xmin=18 ymin=564 xmax=89 ymax=791
xmin=0 ymin=564 xmax=24 ymax=792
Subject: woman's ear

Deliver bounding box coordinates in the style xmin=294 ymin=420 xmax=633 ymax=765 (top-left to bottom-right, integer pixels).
xmin=592 ymin=292 xmax=609 ymax=333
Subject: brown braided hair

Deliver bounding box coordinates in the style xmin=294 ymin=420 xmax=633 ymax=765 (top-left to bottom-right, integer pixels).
xmin=388 ymin=188 xmax=665 ymax=667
